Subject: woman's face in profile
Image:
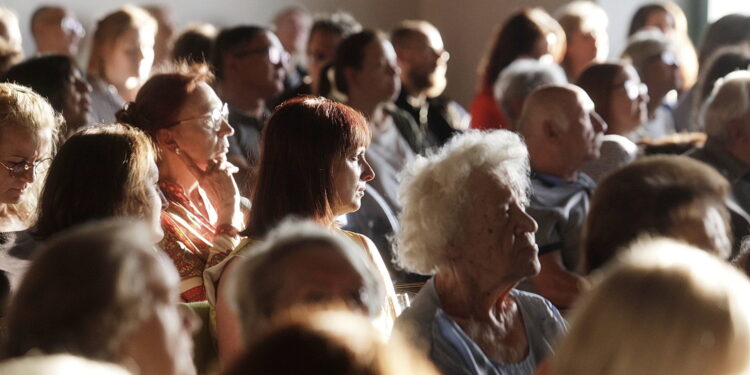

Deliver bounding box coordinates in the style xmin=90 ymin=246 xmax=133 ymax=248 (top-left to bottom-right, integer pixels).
xmin=330 ymin=145 xmax=374 ymax=216
xmin=103 ymin=26 xmax=155 ymax=89
xmin=608 ymin=65 xmax=648 ymax=135
xmin=62 ymin=68 xmax=92 ymax=132
xmin=350 ymin=39 xmax=400 ymax=103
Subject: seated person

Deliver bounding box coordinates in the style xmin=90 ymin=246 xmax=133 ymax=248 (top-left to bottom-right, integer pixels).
xmin=518 ymin=84 xmax=605 ymax=308
xmin=4 ymin=219 xmax=199 ymax=375
xmin=394 ymin=130 xmax=566 ymax=375
xmin=553 ymin=238 xmax=750 ymax=375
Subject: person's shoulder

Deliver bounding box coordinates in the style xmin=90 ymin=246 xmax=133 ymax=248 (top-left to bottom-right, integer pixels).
xmin=512 ymin=289 xmax=567 ymax=329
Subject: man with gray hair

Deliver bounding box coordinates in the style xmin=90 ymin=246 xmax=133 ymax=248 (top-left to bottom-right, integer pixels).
xmin=621 ymin=28 xmax=680 ymax=141
xmin=688 ymin=70 xmax=750 ymax=252
xmin=494 ymin=58 xmax=567 ymax=130
xmin=518 ymin=84 xmax=606 ymax=308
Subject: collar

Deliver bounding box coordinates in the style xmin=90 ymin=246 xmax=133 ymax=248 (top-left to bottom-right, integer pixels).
xmin=531 ymin=170 xmax=595 ymax=191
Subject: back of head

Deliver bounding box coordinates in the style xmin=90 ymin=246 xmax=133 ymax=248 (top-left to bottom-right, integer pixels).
xmin=696 ymin=46 xmax=750 ymax=123
xmin=224 ymin=309 xmax=438 ymax=375
xmin=627 ymin=3 xmax=669 ymax=36
xmin=4 ymin=219 xmax=157 ymax=361
xmin=322 ymin=29 xmax=380 ymax=98
xmin=518 ymin=84 xmax=581 ymax=141
xmin=703 ymin=70 xmax=750 ymax=142
xmin=0 ymin=354 xmax=131 ymax=375
xmin=210 ymin=25 xmax=266 ymax=81
xmin=621 ymin=28 xmax=672 ymax=77
xmin=2 ymin=55 xmax=76 ymax=112
xmin=247 ymin=96 xmax=369 ymax=237
xmin=576 ymin=62 xmax=626 ymax=125
xmin=172 ymin=23 xmax=218 ymax=64
xmin=230 ymin=219 xmax=385 ymax=342
xmin=34 ymin=124 xmax=155 ymax=240
xmin=311 ymin=12 xmax=361 ymax=40
xmin=396 ymin=129 xmax=529 ymax=275
xmin=698 ymin=14 xmax=750 ymax=67
xmin=88 ymin=5 xmax=157 ymax=77
xmin=554 ymin=238 xmax=750 ymax=375
xmin=555 ymin=1 xmax=608 ymax=38
xmin=581 ymin=155 xmax=731 ymax=273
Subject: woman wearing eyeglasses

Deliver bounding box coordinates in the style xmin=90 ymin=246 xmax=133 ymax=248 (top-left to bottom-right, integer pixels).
xmin=575 ymin=62 xmax=649 ymax=182
xmin=0 ymin=83 xmax=60 ymax=316
xmin=117 ymin=64 xmax=244 ymax=302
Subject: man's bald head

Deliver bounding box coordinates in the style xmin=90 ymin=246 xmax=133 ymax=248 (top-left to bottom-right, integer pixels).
xmin=519 ymin=84 xmax=606 ymax=178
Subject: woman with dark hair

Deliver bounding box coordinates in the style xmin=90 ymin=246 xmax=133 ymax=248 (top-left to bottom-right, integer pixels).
xmin=3 ymin=55 xmax=92 ymax=136
xmin=470 ymin=8 xmax=565 ymax=130
xmin=576 ymin=62 xmax=648 ymax=181
xmin=209 ymin=96 xmax=395 ymax=367
xmin=322 ymin=29 xmax=425 ymax=213
xmin=116 ymin=64 xmax=243 ymax=302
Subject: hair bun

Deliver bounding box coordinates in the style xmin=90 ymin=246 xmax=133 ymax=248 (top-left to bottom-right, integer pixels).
xmin=116 ymin=102 xmax=153 ymax=132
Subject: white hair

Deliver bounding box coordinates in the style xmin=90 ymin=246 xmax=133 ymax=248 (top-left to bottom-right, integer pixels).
xmin=395 ymin=130 xmax=530 ymax=275
xmin=229 ymin=218 xmax=386 ymax=342
xmin=702 ymin=70 xmax=750 ymax=142
xmin=494 ymin=58 xmax=567 ymax=122
xmin=554 ymin=236 xmax=750 ymax=375
xmin=0 ymin=354 xmax=131 ymax=375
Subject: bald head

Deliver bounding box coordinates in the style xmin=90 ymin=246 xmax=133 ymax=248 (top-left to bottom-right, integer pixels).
xmin=520 ymin=84 xmax=606 ymax=179
xmin=31 ymin=6 xmax=82 ymax=56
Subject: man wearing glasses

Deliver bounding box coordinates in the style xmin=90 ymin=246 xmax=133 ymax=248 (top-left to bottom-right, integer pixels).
xmin=211 ymin=26 xmax=286 ymax=190
xmin=30 ymin=6 xmax=85 ymax=57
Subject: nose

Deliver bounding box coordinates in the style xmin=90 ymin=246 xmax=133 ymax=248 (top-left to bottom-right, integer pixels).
xmin=158 ymin=187 xmax=169 ymax=211
xmin=219 ymin=119 xmax=234 ymax=136
xmin=361 ymin=157 xmax=375 ymax=182
xmin=516 ymin=205 xmax=538 ymax=234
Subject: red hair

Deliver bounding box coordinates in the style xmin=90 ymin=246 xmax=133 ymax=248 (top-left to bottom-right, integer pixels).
xmin=244 ymin=96 xmax=370 ymax=237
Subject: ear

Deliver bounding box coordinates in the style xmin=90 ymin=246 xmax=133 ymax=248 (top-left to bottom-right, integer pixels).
xmin=727 ymin=120 xmax=747 ymax=141
xmin=155 ymin=128 xmax=178 ymax=151
xmin=542 ymin=119 xmax=561 ymax=141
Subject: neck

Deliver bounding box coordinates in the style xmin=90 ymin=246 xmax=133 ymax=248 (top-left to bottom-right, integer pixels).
xmin=112 ymin=82 xmax=138 ymax=102
xmin=348 ymin=92 xmax=385 ymax=120
xmin=646 ymin=90 xmax=668 ymax=119
xmin=530 ymin=155 xmax=578 ymax=181
xmin=403 ymin=81 xmax=428 ymax=103
xmin=158 ymin=151 xmax=200 ymax=195
xmin=218 ymin=81 xmax=266 ymax=118
xmin=434 ymin=265 xmax=515 ymax=323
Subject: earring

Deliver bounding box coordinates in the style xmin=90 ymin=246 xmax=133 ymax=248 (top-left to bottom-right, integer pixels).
xmin=174 ymin=147 xmax=181 ymax=155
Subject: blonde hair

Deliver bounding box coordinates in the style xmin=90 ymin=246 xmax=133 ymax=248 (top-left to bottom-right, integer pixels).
xmin=87 ymin=5 xmax=156 ymax=79
xmin=553 ymin=237 xmax=750 ymax=375
xmin=0 ymin=83 xmax=61 ymax=228
xmin=225 ymin=308 xmax=439 ymax=375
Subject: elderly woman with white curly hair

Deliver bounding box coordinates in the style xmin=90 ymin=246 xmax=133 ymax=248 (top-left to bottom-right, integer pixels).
xmin=394 ymin=130 xmax=566 ymax=375
xmin=228 ymin=219 xmax=386 ymax=344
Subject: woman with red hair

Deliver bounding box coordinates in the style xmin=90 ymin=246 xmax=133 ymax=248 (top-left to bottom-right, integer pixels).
xmin=116 ymin=64 xmax=244 ymax=303
xmin=207 ymin=96 xmax=396 ymax=367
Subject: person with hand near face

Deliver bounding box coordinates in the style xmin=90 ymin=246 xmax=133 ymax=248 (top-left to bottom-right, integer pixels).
xmin=117 ymin=64 xmax=244 ymax=303
xmin=577 ymin=62 xmax=648 ymax=182
xmin=208 ymin=97 xmax=395 ymax=368
xmin=88 ymin=5 xmax=156 ymax=124
xmin=30 ymin=6 xmax=85 ymax=57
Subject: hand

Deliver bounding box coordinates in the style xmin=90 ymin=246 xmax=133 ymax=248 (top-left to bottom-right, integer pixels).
xmin=174 ymin=148 xmax=242 ymax=229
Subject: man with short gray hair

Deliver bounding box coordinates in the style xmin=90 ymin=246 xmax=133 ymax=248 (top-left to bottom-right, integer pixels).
xmin=688 ymin=70 xmax=750 ymax=252
xmin=519 ymin=84 xmax=606 ymax=308
xmin=494 ymin=58 xmax=567 ymax=130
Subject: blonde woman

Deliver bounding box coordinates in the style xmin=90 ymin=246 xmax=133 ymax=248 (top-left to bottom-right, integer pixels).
xmin=87 ymin=5 xmax=156 ymax=123
xmin=553 ymin=237 xmax=750 ymax=375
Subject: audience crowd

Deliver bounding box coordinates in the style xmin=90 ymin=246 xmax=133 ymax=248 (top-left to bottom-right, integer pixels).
xmin=0 ymin=2 xmax=749 ymax=374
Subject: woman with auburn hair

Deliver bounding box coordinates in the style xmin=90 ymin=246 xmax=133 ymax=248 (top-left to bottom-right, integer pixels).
xmin=470 ymin=7 xmax=565 ymax=130
xmin=576 ymin=62 xmax=648 ymax=181
xmin=7 ymin=124 xmax=164 ymax=261
xmin=208 ymin=96 xmax=395 ymax=367
xmin=87 ymin=5 xmax=156 ymax=123
xmin=553 ymin=238 xmax=750 ymax=375
xmin=117 ymin=64 xmax=244 ymax=302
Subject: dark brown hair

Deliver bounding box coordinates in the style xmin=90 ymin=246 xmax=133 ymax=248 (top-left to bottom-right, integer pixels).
xmin=576 ymin=63 xmax=626 ymax=127
xmin=244 ymin=96 xmax=370 ymax=237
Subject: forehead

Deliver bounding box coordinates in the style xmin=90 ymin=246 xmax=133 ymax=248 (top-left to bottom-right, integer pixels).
xmin=181 ymin=82 xmax=221 ymax=114
xmin=468 ymin=169 xmax=518 ymax=200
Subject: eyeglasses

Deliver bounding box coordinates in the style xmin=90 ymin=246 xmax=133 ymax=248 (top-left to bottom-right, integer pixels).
xmin=648 ymin=51 xmax=679 ymax=67
xmin=169 ymin=103 xmax=229 ymax=132
xmin=232 ymin=45 xmax=289 ymax=65
xmin=616 ymin=80 xmax=648 ymax=100
xmin=0 ymin=158 xmax=52 ymax=178
xmin=61 ymin=16 xmax=85 ymax=39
